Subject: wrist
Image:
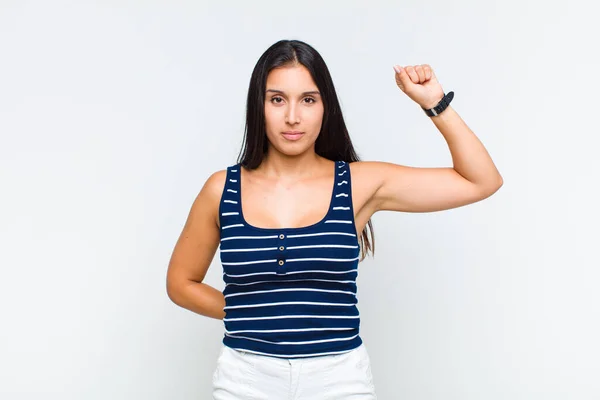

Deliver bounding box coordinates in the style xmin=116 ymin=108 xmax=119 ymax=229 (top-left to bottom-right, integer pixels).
xmin=421 ymin=96 xmax=444 ymax=110
xmin=422 ymin=91 xmax=454 ymax=117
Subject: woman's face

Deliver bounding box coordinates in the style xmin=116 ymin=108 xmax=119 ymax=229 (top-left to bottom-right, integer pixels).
xmin=264 ymin=64 xmax=324 ymax=157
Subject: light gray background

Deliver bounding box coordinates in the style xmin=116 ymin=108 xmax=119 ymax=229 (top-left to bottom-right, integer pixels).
xmin=1 ymin=1 xmax=598 ymax=399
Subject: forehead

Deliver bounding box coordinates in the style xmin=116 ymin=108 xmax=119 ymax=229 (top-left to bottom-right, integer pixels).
xmin=266 ymin=65 xmax=318 ymax=91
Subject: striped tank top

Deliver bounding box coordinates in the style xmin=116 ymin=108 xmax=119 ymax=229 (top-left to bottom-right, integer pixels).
xmin=218 ymin=160 xmax=362 ymax=359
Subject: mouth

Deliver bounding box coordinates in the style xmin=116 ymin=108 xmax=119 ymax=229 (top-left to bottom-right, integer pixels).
xmin=281 ymin=131 xmax=305 ymax=141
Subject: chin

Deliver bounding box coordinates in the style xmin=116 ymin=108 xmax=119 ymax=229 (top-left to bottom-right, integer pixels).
xmin=270 ymin=143 xmax=315 ymax=157
xmin=279 ymin=147 xmax=312 ymax=157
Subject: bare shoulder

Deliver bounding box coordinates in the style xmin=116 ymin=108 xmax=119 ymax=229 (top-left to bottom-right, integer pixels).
xmin=201 ymin=169 xmax=228 ymax=202
xmin=349 ymin=160 xmax=404 ymax=173
xmin=349 ymin=159 xmax=419 ymax=189
xmin=192 ymin=169 xmax=228 ymax=225
xmin=346 ymin=161 xmax=391 ymax=222
xmin=348 ymin=160 xmax=391 ymax=190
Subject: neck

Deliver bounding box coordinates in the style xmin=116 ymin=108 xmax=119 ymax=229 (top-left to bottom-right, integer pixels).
xmin=256 ymin=149 xmax=327 ymax=179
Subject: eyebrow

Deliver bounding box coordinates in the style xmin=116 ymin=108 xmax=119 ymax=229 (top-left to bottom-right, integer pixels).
xmin=266 ymin=89 xmax=321 ymax=96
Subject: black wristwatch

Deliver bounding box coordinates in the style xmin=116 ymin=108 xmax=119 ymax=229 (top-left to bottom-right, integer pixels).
xmin=422 ymin=91 xmax=454 ymax=117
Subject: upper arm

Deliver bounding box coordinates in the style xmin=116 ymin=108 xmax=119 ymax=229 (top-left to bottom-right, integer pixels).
xmin=166 ymin=169 xmax=227 ymax=300
xmin=354 ymin=161 xmax=500 ymax=214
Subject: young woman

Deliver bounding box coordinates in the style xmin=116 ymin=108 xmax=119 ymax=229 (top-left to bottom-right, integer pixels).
xmin=166 ymin=39 xmax=503 ymax=399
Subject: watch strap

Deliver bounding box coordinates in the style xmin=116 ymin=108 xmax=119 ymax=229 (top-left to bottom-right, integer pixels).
xmin=422 ymin=91 xmax=454 ymax=117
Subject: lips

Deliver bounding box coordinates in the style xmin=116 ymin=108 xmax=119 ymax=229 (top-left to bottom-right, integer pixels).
xmin=282 ymin=131 xmax=304 ymax=141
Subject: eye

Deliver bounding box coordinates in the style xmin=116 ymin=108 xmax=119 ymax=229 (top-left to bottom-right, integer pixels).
xmin=269 ymin=96 xmax=316 ymax=104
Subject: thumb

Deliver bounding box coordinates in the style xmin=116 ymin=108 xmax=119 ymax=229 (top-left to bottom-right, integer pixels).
xmin=393 ymin=65 xmax=413 ymax=92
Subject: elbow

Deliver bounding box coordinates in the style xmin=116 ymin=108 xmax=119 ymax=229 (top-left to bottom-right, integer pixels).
xmin=482 ymin=174 xmax=503 ymax=198
xmin=495 ymin=173 xmax=504 ymax=191
xmin=492 ymin=173 xmax=503 ymax=192
xmin=166 ymin=277 xmax=183 ymax=305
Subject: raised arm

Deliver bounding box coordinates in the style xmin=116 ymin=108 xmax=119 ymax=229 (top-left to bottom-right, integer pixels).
xmin=352 ymin=64 xmax=502 ymax=215
xmin=166 ymin=170 xmax=227 ymax=320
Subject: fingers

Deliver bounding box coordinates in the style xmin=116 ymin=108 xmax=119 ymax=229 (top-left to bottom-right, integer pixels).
xmin=405 ymin=66 xmax=419 ymax=83
xmin=396 ymin=64 xmax=433 ymax=84
xmin=393 ymin=66 xmax=409 ymax=91
xmin=422 ymin=64 xmax=433 ymax=81
xmin=414 ymin=66 xmax=425 ymax=82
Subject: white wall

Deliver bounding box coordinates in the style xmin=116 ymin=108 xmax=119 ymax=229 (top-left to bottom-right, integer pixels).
xmin=1 ymin=1 xmax=598 ymax=399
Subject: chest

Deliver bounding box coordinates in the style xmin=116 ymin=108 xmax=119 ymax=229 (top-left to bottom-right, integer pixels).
xmin=240 ymin=172 xmax=334 ymax=230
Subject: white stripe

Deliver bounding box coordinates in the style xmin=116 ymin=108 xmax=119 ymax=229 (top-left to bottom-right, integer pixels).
xmin=220 ymin=247 xmax=278 ymax=253
xmin=332 ymin=206 xmax=350 ymax=210
xmin=223 ymin=200 xmax=238 ymax=204
xmin=221 ymin=235 xmax=279 ymax=241
xmin=325 ymin=220 xmax=353 ymax=224
xmin=338 ymin=170 xmax=347 ymax=176
xmin=229 ymin=179 xmax=238 ymax=183
xmin=225 ymin=278 xmax=356 ymax=287
xmin=227 ymin=189 xmax=238 ymax=193
xmin=226 ymin=347 xmax=356 ymax=358
xmin=284 ymin=268 xmax=358 ymax=275
xmin=287 ymin=257 xmax=359 ymax=263
xmin=224 ymin=288 xmax=356 ymax=298
xmin=222 ymin=224 xmax=244 ymax=230
xmin=223 ymin=301 xmax=356 ymax=309
xmin=335 ymin=193 xmax=348 ymax=197
xmin=225 ymin=268 xmax=358 ymax=278
xmin=286 ymin=232 xmax=356 ymax=238
xmin=225 ymin=327 xmax=354 ymax=334
xmin=231 ymin=169 xmax=238 ymax=172
xmin=222 ymin=259 xmax=277 ymax=266
xmin=222 ymin=212 xmax=239 ymax=216
xmin=225 ymin=333 xmax=359 ymax=345
xmin=223 ymin=315 xmax=359 ymax=322
xmin=337 ymin=180 xmax=348 ymax=186
xmin=286 ymin=244 xmax=359 ymax=250
xmin=225 ymin=271 xmax=278 ymax=278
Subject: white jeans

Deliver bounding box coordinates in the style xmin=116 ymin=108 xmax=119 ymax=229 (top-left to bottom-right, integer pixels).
xmin=212 ymin=343 xmax=377 ymax=399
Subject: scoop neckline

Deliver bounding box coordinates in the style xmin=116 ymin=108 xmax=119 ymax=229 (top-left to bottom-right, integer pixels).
xmin=237 ymin=160 xmax=339 ymax=232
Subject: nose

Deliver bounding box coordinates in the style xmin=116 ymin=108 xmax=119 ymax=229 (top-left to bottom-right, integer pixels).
xmin=285 ymin=102 xmax=300 ymax=124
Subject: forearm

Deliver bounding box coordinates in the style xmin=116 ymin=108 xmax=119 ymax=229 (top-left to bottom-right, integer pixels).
xmin=431 ymin=105 xmax=503 ymax=190
xmin=169 ymin=281 xmax=226 ymax=320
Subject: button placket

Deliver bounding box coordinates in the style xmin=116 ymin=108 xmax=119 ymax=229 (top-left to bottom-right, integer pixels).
xmin=276 ymin=233 xmax=286 ymax=273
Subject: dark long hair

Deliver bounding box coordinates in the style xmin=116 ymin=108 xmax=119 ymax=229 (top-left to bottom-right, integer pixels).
xmin=236 ymin=39 xmax=374 ymax=260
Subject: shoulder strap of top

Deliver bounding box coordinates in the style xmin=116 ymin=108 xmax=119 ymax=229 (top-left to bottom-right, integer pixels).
xmin=327 ymin=160 xmax=355 ymax=224
xmin=219 ymin=164 xmax=243 ymax=231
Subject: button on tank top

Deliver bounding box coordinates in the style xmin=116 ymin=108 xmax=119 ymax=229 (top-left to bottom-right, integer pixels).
xmin=218 ymin=160 xmax=362 ymax=358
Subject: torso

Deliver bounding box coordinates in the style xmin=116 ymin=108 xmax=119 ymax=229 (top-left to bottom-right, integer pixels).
xmin=217 ymin=159 xmax=365 ymax=357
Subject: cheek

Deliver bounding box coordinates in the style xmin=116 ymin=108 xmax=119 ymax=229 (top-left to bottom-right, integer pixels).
xmin=310 ymin=109 xmax=325 ymax=128
xmin=264 ymin=106 xmax=280 ymax=123
xmin=312 ymin=103 xmax=324 ymax=119
xmin=263 ymin=109 xmax=273 ymax=129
